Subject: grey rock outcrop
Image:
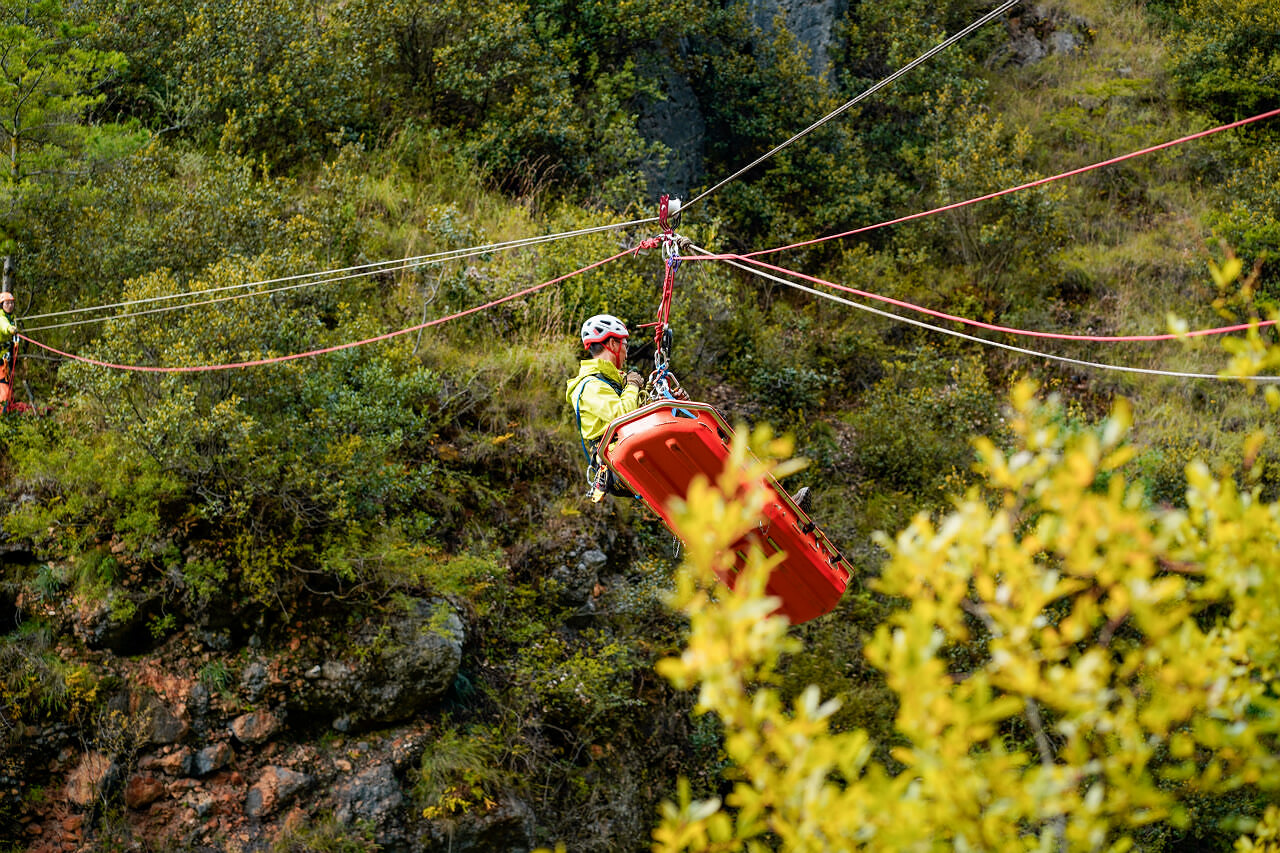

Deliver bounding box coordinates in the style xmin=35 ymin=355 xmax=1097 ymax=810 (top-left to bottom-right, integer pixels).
xmin=334 ymin=762 xmax=403 ymax=828
xmin=293 ymin=597 xmax=465 ymax=731
xmin=638 ymin=59 xmax=707 ymax=199
xmin=552 ymin=547 xmax=608 ymax=606
xmin=995 ymin=4 xmax=1092 ymax=67
xmin=749 ymin=0 xmax=849 ymax=79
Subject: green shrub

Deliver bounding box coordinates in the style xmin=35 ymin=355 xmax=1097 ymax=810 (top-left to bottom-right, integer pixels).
xmin=1164 ymin=0 xmax=1280 ymax=119
xmin=1207 ymin=141 xmax=1280 ymax=301
xmin=846 ymin=348 xmax=1001 ymax=493
xmin=745 ymin=357 xmax=834 ymax=419
xmin=514 ymin=630 xmax=644 ymax=730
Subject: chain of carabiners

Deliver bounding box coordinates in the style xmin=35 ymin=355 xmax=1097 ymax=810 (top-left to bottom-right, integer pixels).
xmin=649 ymin=194 xmax=682 ymax=401
xmin=650 ymin=218 xmax=687 ymax=550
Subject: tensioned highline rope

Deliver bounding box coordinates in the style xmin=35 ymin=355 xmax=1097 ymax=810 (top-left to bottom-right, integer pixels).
xmin=691 ymin=246 xmax=1280 ymax=382
xmin=26 ymin=258 xmax=453 ymax=333
xmin=686 ymin=253 xmax=1276 ymax=342
xmin=21 ymin=245 xmax=642 ymax=373
xmin=743 ymin=105 xmax=1280 ymax=258
xmin=681 ymin=0 xmax=1021 ymax=214
xmin=47 ymin=99 xmax=1275 ymax=336
xmin=25 ymin=215 xmax=660 ymax=324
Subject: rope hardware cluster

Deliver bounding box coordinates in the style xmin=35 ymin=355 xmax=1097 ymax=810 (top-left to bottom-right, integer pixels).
xmin=646 ymin=194 xmax=687 ymax=403
xmin=580 ymin=204 xmax=685 ymax=503
xmin=584 ymin=196 xmax=694 ymax=501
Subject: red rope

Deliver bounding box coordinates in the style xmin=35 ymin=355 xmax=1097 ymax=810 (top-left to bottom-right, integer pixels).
xmin=654 ymin=253 xmax=677 ymax=354
xmin=649 ymin=195 xmax=679 ymax=355
xmin=23 ymin=247 xmax=642 ymax=373
xmin=745 ymin=106 xmax=1280 ymax=258
xmin=684 ymin=253 xmax=1277 ymax=342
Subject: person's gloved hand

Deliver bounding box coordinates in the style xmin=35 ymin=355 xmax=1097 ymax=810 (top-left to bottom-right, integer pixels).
xmin=625 ymin=371 xmax=645 ymax=389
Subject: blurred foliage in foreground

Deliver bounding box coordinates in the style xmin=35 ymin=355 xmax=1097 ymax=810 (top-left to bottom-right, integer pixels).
xmin=656 ymin=373 xmax=1280 ymax=851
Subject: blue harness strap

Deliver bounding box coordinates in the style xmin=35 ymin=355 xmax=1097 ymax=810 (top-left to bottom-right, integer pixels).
xmin=572 ymin=374 xmax=625 ymax=472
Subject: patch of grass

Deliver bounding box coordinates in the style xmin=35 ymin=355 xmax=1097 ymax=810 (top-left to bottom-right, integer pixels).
xmin=411 ymin=726 xmax=503 ymax=821
xmin=198 ymin=660 xmax=234 ymax=696
xmin=268 ymin=815 xmax=381 ymax=852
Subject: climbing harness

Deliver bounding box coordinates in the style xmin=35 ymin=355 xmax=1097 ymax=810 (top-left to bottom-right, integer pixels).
xmin=570 ymin=372 xmax=631 ymax=502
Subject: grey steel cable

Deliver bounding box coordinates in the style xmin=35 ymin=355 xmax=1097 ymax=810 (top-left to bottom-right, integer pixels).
xmin=682 ymin=0 xmax=1022 ymax=213
xmin=25 ymin=215 xmax=658 ymax=324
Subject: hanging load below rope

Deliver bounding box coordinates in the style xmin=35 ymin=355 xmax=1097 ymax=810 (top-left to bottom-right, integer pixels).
xmin=597 ymin=399 xmax=851 ymax=624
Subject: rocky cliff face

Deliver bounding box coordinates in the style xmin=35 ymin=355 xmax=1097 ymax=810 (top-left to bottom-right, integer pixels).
xmin=4 ymin=590 xmax=477 ymax=851
xmin=638 ymin=0 xmax=851 ymax=199
xmin=637 ymin=1 xmax=1087 ymax=198
xmin=2 ymin=518 xmax=693 ymax=852
xmin=748 ymin=0 xmax=849 ymax=79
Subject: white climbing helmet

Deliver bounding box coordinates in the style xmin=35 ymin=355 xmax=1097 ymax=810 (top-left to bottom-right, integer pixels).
xmin=580 ymin=314 xmax=629 ymax=349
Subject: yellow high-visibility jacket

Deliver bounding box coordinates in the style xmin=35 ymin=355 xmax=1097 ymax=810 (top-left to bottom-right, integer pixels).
xmin=565 ymin=358 xmax=641 ymax=447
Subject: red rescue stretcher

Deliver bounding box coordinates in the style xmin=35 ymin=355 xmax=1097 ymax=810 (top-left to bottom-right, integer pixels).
xmin=597 ymin=400 xmax=852 ymax=624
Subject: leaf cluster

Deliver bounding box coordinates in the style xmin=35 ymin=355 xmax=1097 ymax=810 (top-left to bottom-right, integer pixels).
xmin=655 ymin=380 xmax=1280 ymax=851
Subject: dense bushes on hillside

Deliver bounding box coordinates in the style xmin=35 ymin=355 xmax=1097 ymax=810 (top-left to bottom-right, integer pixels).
xmin=0 ymin=0 xmax=1279 ymax=848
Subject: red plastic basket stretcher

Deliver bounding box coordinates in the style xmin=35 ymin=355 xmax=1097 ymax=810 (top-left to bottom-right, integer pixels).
xmin=597 ymin=400 xmax=852 ymax=624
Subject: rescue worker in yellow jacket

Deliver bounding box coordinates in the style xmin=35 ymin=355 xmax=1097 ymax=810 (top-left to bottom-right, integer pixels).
xmin=0 ymin=292 xmax=16 ymax=344
xmin=566 ymin=314 xmax=645 ymax=498
xmin=0 ymin=292 xmax=18 ymax=412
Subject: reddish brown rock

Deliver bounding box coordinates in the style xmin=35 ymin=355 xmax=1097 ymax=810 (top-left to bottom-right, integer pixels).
xmin=64 ymin=752 xmax=114 ymax=807
xmin=229 ymin=708 xmax=281 ymax=745
xmin=152 ymin=746 xmax=195 ymax=776
xmin=124 ymin=773 xmax=165 ymax=809
xmin=245 ymin=765 xmax=310 ymax=818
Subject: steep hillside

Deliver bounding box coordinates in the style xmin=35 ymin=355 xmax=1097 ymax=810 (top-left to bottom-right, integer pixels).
xmin=1 ymin=0 xmax=1278 ymax=850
